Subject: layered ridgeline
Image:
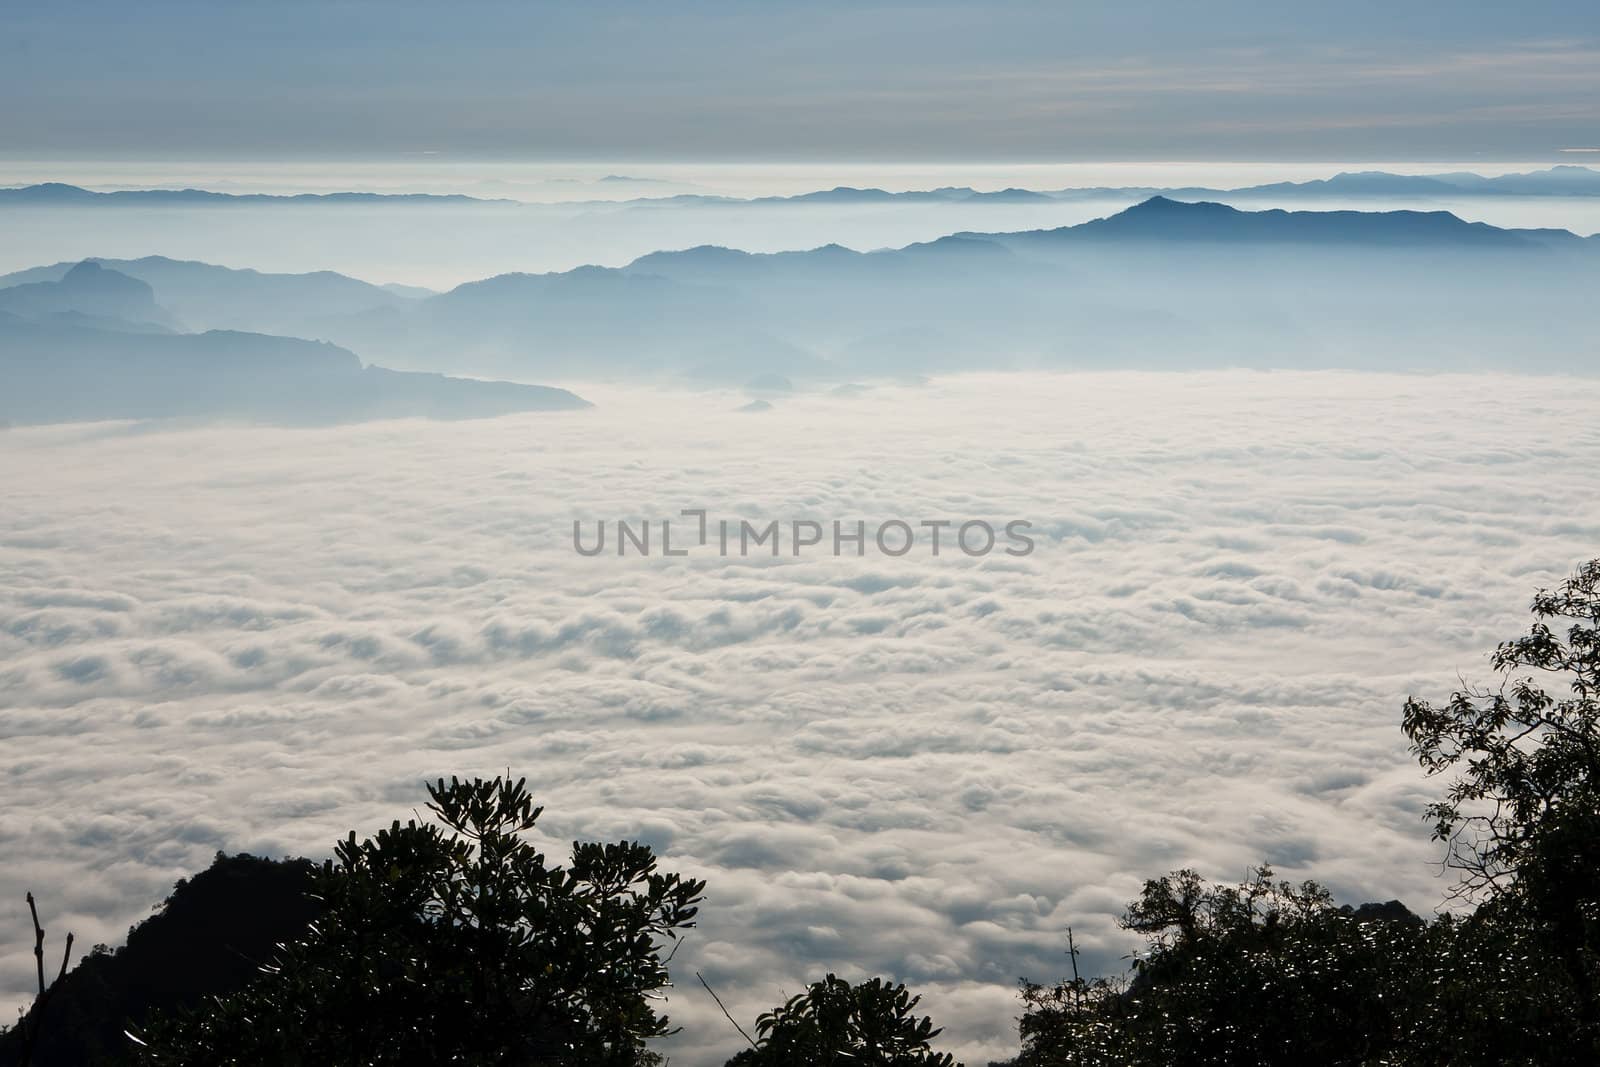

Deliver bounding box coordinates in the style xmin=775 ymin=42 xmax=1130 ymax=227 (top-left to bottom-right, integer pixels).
xmin=4 ymin=164 xmax=1600 ymax=207
xmin=0 ymin=261 xmax=587 ymax=425
xmin=4 ymin=198 xmax=1597 ymax=409
xmin=72 ymin=197 xmax=1582 ymax=384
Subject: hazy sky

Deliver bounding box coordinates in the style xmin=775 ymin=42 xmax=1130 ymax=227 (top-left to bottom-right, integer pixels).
xmin=4 ymin=0 xmax=1597 ymax=161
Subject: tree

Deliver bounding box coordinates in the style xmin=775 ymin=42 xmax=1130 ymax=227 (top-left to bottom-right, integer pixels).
xmin=1403 ymin=558 xmax=1600 ymax=1045
xmin=726 ymin=974 xmax=959 ymax=1067
xmin=134 ymin=776 xmax=705 ymax=1066
xmin=1 ymin=854 xmax=319 ymax=1067
xmin=1013 ymin=867 xmax=1427 ymax=1067
xmin=1014 ymin=561 xmax=1600 ymax=1067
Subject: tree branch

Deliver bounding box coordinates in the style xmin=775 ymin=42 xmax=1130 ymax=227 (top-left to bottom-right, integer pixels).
xmin=697 ymin=971 xmax=757 ymax=1050
xmin=20 ymin=891 xmax=75 ymax=1067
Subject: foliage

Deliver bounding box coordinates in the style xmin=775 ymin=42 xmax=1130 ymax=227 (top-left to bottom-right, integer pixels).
xmin=1015 ymin=559 xmax=1600 ymax=1066
xmin=1403 ymin=905 xmax=1594 ymax=1067
xmin=1403 ymin=560 xmax=1600 ymax=892
xmin=1 ymin=854 xmax=320 ymax=1067
xmin=726 ymin=974 xmax=959 ymax=1067
xmin=133 ymin=776 xmax=704 ymax=1066
xmin=1014 ymin=868 xmax=1428 ymax=1067
xmin=1403 ymin=558 xmax=1600 ymax=1046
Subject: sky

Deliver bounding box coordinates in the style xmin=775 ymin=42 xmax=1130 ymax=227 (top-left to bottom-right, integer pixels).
xmin=3 ymin=0 xmax=1598 ymax=162
xmin=5 ymin=373 xmax=1600 ymax=1063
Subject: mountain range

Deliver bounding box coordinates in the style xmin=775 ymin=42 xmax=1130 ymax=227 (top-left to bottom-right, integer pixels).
xmin=983 ymin=195 xmax=1586 ymax=249
xmin=5 ymin=166 xmax=1599 ymax=210
xmin=0 ymin=255 xmax=423 ymax=334
xmin=308 ymin=197 xmax=1600 ymax=381
xmin=0 ymin=261 xmax=587 ymax=425
xmin=4 ymin=197 xmax=1597 ymax=425
xmin=0 ymin=182 xmax=504 ymax=206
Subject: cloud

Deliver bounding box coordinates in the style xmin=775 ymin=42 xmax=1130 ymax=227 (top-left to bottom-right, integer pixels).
xmin=2 ymin=371 xmax=1598 ymax=1064
xmin=4 ymin=3 xmax=1596 ymax=159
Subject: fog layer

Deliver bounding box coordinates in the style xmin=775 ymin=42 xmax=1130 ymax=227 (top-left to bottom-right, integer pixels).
xmin=3 ymin=374 xmax=1597 ymax=1063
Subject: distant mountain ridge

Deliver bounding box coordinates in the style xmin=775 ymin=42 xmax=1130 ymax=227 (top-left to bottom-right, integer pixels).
xmin=311 ymin=198 xmax=1600 ymax=381
xmin=6 ymin=199 xmax=1598 ymax=389
xmin=0 ymin=255 xmax=420 ymax=335
xmin=0 ymin=182 xmax=506 ymax=205
xmin=4 ymin=165 xmax=1598 ymax=210
xmin=622 ymin=198 xmax=1590 ymax=277
xmin=0 ymin=259 xmax=179 ymax=328
xmin=1110 ymin=165 xmax=1600 ymax=202
xmin=981 ymin=196 xmax=1580 ymax=249
xmin=0 ymin=261 xmax=589 ymax=425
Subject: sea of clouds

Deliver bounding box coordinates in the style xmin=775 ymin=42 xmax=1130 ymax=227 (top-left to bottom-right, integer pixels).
xmin=3 ymin=371 xmax=1598 ymax=1064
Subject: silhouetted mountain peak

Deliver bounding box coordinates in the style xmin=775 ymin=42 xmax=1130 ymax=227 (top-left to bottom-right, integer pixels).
xmin=62 ymin=258 xmax=151 ymax=294
xmin=1 ymin=181 xmax=98 ymax=202
xmin=1057 ymin=197 xmax=1545 ymax=247
xmin=0 ymin=258 xmax=172 ymax=327
xmin=65 ymin=258 xmax=107 ymax=278
xmin=630 ymin=245 xmax=753 ymax=271
xmin=1132 ymin=194 xmax=1229 ymax=213
xmin=1112 ymin=195 xmax=1245 ymax=222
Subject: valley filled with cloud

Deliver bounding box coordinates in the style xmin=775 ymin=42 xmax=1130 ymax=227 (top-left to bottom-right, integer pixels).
xmin=4 ymin=371 xmax=1596 ymax=1064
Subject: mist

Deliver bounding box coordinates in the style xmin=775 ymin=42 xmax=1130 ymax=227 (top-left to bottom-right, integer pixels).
xmin=5 ymin=373 xmax=1598 ymax=1062
xmin=4 ymin=154 xmax=1600 ymax=1064
xmin=4 ymin=188 xmax=1598 ymax=291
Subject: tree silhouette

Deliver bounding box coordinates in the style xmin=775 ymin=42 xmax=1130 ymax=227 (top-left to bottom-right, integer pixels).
xmin=1013 ymin=867 xmax=1428 ymax=1067
xmin=1013 ymin=560 xmax=1600 ymax=1066
xmin=2 ymin=854 xmax=319 ymax=1067
xmin=1404 ymin=558 xmax=1600 ymax=1048
xmin=134 ymin=776 xmax=704 ymax=1066
xmin=726 ymin=974 xmax=958 ymax=1066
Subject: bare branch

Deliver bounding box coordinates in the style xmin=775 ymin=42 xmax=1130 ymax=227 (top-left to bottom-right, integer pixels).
xmin=19 ymin=891 xmax=76 ymax=1067
xmin=696 ymin=971 xmax=757 ymax=1050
